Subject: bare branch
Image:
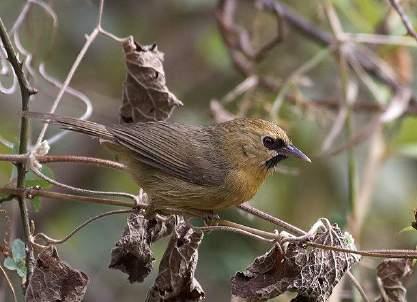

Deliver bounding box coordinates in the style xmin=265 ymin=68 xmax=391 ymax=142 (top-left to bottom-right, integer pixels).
xmin=0 ymin=187 xmax=136 ymax=208
xmin=33 ymin=209 xmax=134 ymax=247
xmin=0 ymin=14 xmax=37 ymax=287
xmin=29 ymin=165 xmax=138 ymax=206
xmin=387 ymin=0 xmax=417 ymax=42
xmin=0 ymin=154 xmax=126 ymax=170
xmin=34 ymin=0 xmax=128 ymax=146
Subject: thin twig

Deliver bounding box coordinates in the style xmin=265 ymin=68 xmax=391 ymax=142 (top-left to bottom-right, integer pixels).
xmin=194 ymin=225 xmax=273 ymax=242
xmin=0 ymin=154 xmax=126 ymax=170
xmin=0 ymin=264 xmax=17 ymax=302
xmin=34 ymin=0 xmax=128 ymax=146
xmin=238 ymin=203 xmax=305 ymax=235
xmin=38 ymin=64 xmax=93 ymax=145
xmin=270 ymin=46 xmax=334 ymax=118
xmin=387 ymin=0 xmax=417 ymax=42
xmin=346 ymin=271 xmax=370 ymax=302
xmin=0 ymin=15 xmax=37 ymax=288
xmin=0 ymin=187 xmax=137 ymax=208
xmin=341 ymin=32 xmax=417 ymax=47
xmin=30 ymin=165 xmax=138 ymax=205
xmin=33 ymin=209 xmax=134 ymax=246
xmin=307 ymin=242 xmax=417 ymax=259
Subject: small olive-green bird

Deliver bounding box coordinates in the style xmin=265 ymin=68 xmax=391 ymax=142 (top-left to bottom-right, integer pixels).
xmin=27 ymin=112 xmax=310 ymax=216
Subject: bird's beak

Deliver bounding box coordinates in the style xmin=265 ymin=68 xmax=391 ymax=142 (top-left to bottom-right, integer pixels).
xmin=280 ymin=144 xmax=311 ymax=162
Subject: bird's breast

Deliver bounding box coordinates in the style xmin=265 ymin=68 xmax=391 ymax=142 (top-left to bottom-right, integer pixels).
xmin=223 ymin=166 xmax=268 ymax=206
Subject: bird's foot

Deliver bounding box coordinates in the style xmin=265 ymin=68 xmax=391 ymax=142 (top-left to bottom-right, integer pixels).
xmin=202 ymin=212 xmax=220 ymax=226
xmin=274 ymin=229 xmax=315 ymax=255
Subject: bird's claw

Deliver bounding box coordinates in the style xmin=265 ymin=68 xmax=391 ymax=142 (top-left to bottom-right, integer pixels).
xmin=203 ymin=212 xmax=220 ymax=226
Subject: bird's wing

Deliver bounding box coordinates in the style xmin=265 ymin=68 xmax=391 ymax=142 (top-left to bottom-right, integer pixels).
xmin=108 ymin=122 xmax=228 ymax=186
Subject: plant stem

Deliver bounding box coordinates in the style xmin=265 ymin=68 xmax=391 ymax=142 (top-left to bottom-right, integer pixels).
xmin=0 ymin=16 xmax=37 ymax=289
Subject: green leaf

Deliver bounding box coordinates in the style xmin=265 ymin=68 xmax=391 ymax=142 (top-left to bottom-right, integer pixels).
xmin=25 ymin=165 xmax=54 ymax=189
xmin=3 ymin=257 xmax=17 ymax=271
xmin=11 ymin=239 xmax=26 ymax=262
xmin=16 ymin=261 xmax=27 ymax=279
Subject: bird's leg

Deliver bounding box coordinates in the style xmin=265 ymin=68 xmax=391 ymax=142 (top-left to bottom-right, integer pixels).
xmin=133 ymin=188 xmax=149 ymax=208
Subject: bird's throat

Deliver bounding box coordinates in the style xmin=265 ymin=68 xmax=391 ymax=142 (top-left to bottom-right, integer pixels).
xmin=265 ymin=154 xmax=287 ymax=169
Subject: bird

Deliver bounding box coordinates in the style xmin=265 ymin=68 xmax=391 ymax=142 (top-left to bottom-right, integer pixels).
xmin=26 ymin=112 xmax=311 ymax=217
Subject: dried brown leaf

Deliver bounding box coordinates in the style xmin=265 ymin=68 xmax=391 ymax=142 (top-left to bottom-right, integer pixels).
xmin=146 ymin=223 xmax=205 ymax=302
xmin=232 ymin=218 xmax=360 ymax=302
xmin=120 ymin=36 xmax=183 ymax=123
xmin=109 ymin=213 xmax=175 ymax=283
xmin=25 ymin=246 xmax=88 ymax=302
xmin=375 ymin=258 xmax=415 ymax=302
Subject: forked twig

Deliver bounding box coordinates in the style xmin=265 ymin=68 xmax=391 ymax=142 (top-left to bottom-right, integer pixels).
xmin=34 ymin=0 xmax=129 ymax=146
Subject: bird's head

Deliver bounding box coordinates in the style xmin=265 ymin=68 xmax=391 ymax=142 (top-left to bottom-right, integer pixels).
xmin=216 ymin=118 xmax=311 ymax=172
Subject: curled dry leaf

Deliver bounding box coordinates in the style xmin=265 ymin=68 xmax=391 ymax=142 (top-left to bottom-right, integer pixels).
xmin=146 ymin=222 xmax=205 ymax=302
xmin=231 ymin=218 xmax=360 ymax=302
xmin=109 ymin=212 xmax=176 ymax=283
xmin=25 ymin=246 xmax=88 ymax=302
xmin=120 ymin=36 xmax=183 ymax=123
xmin=375 ymin=258 xmax=415 ymax=302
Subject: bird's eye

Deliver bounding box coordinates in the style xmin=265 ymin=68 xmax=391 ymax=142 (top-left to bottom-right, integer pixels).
xmin=262 ymin=136 xmax=275 ymax=149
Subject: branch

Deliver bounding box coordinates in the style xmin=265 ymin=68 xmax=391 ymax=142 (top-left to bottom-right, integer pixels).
xmin=0 ymin=154 xmax=126 ymax=170
xmin=33 ymin=209 xmax=135 ymax=247
xmin=0 ymin=15 xmax=37 ymax=288
xmin=197 ymin=215 xmax=417 ymax=260
xmin=258 ymin=0 xmax=402 ymax=91
xmin=30 ymin=165 xmax=138 ymax=205
xmin=388 ymin=0 xmax=417 ymax=42
xmin=34 ymin=0 xmax=128 ymax=146
xmin=0 ymin=187 xmax=137 ymax=208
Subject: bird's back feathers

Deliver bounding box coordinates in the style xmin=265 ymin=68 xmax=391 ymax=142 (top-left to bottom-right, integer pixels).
xmin=25 ymin=112 xmax=229 ymax=187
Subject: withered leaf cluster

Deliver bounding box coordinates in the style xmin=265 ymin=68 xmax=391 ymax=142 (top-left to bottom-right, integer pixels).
xmin=25 ymin=247 xmax=88 ymax=302
xmin=110 ymin=213 xmax=204 ymax=301
xmin=232 ymin=219 xmax=360 ymax=301
xmin=109 ymin=212 xmax=176 ymax=283
xmin=146 ymin=223 xmax=204 ymax=302
xmin=120 ymin=36 xmax=183 ymax=124
xmin=375 ymin=258 xmax=415 ymax=302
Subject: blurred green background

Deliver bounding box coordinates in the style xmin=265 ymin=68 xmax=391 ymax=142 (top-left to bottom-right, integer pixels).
xmin=0 ymin=0 xmax=417 ymax=301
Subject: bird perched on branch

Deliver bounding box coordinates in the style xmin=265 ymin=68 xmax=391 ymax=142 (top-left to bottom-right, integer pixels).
xmin=26 ymin=112 xmax=310 ymax=216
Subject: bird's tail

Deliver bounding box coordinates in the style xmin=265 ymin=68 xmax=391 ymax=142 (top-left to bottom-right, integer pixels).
xmin=24 ymin=111 xmax=114 ymax=141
